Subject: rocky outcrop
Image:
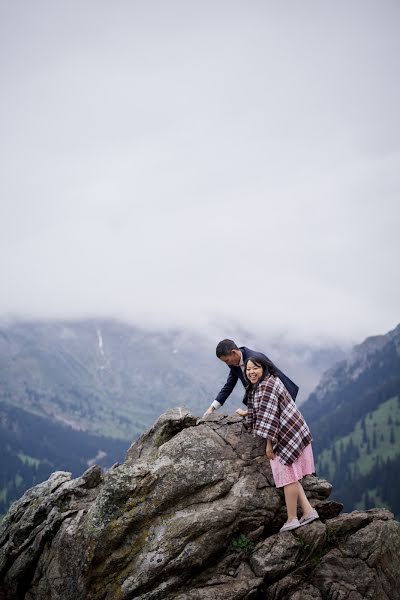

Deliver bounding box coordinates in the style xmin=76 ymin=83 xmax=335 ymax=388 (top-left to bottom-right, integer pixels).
xmin=1 ymin=408 xmax=399 ymax=600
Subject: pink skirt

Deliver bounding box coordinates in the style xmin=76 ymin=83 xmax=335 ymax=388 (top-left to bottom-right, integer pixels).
xmin=270 ymin=444 xmax=315 ymax=488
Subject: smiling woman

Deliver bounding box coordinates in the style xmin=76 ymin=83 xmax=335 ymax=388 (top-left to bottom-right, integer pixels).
xmin=245 ymin=361 xmax=264 ymax=385
xmin=244 ymin=356 xmax=319 ymax=533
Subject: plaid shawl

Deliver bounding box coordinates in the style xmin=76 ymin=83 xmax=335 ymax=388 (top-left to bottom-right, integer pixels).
xmin=246 ymin=374 xmax=312 ymax=466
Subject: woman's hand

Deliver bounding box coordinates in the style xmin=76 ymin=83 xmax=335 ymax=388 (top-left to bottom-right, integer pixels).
xmin=266 ymin=440 xmax=274 ymax=460
xmin=235 ymin=408 xmax=248 ymax=417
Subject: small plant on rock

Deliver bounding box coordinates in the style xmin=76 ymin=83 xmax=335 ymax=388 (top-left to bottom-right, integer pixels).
xmin=230 ymin=533 xmax=255 ymax=554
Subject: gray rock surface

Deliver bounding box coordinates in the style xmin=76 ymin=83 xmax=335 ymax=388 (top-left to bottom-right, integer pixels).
xmin=1 ymin=408 xmax=399 ymax=600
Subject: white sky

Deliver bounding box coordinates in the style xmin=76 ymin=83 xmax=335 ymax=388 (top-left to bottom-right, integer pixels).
xmin=1 ymin=1 xmax=399 ymax=344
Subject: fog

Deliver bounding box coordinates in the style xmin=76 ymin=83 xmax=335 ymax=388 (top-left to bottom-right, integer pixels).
xmin=1 ymin=1 xmax=399 ymax=344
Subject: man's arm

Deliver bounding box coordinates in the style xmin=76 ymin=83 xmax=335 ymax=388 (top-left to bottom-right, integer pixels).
xmin=203 ymin=369 xmax=239 ymax=416
xmin=214 ymin=368 xmax=239 ymax=405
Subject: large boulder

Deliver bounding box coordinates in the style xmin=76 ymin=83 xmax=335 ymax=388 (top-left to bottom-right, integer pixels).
xmin=0 ymin=408 xmax=398 ymax=600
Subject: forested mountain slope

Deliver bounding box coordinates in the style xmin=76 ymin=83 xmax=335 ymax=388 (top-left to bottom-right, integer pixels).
xmin=0 ymin=401 xmax=127 ymax=516
xmin=301 ymin=323 xmax=400 ymax=517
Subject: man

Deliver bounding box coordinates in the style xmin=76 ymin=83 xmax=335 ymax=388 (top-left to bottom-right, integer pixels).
xmin=203 ymin=339 xmax=299 ymax=416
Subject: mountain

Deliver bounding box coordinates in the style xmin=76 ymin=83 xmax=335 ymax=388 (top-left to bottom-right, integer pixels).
xmin=301 ymin=323 xmax=400 ymax=518
xmin=0 ymin=401 xmax=128 ymax=517
xmin=0 ymin=319 xmax=220 ymax=440
xmin=2 ymin=408 xmax=399 ymax=600
xmin=0 ymin=319 xmax=345 ymax=439
xmin=0 ymin=318 xmax=345 ymax=517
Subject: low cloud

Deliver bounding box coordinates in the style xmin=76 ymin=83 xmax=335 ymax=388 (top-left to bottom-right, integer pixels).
xmin=1 ymin=1 xmax=399 ymax=344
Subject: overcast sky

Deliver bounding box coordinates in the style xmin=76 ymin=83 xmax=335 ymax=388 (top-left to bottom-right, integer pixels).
xmin=1 ymin=1 xmax=399 ymax=344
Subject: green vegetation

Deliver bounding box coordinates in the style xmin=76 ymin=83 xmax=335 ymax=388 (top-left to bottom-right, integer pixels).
xmin=0 ymin=400 xmax=129 ymax=517
xmin=354 ymin=488 xmax=390 ymax=512
xmin=230 ymin=534 xmax=255 ymax=554
xmin=17 ymin=452 xmax=41 ymax=469
xmin=318 ymin=396 xmax=400 ymax=480
xmin=316 ymin=396 xmax=400 ymax=517
xmin=300 ymin=326 xmax=400 ymax=519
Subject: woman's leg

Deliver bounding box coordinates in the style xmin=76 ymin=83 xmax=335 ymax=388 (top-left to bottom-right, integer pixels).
xmin=297 ymin=481 xmax=313 ymax=517
xmin=283 ymin=482 xmax=299 ymax=521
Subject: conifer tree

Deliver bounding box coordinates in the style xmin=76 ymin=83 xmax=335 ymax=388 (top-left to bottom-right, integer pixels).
xmin=372 ymin=429 xmax=377 ymax=449
xmin=390 ymin=427 xmax=395 ymax=444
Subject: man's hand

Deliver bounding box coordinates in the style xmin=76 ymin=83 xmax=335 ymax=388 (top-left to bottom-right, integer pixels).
xmin=202 ymin=405 xmax=215 ymax=419
xmin=196 ymin=405 xmax=216 ymax=425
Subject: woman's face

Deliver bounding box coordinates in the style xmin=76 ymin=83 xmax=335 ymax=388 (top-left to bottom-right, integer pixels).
xmin=246 ymin=360 xmax=264 ymax=385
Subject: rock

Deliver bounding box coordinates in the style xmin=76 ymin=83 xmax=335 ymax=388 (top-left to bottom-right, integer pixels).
xmin=325 ymin=508 xmax=394 ymax=540
xmin=0 ymin=408 xmax=399 ymax=600
xmin=312 ymin=499 xmax=343 ymax=521
xmin=0 ymin=465 xmax=102 ymax=600
xmin=265 ymin=510 xmax=400 ymax=600
xmin=250 ymin=533 xmax=303 ymax=580
xmin=126 ymin=406 xmax=198 ymax=462
xmin=302 ymin=474 xmax=333 ymax=499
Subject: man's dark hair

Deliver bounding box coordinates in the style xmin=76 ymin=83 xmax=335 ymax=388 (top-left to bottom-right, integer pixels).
xmin=216 ymin=339 xmax=238 ymax=357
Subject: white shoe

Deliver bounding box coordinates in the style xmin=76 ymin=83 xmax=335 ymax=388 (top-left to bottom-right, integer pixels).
xmin=299 ymin=509 xmax=319 ymax=526
xmin=279 ymin=518 xmax=301 ymax=533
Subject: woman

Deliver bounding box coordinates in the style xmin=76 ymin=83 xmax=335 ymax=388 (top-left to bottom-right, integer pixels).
xmin=243 ymin=356 xmax=319 ymax=532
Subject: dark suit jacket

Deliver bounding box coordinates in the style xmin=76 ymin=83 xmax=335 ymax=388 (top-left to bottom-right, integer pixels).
xmin=215 ymin=346 xmax=299 ymax=406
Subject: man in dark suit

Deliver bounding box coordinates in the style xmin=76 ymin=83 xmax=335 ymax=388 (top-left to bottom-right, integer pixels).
xmin=203 ymin=339 xmax=299 ymax=417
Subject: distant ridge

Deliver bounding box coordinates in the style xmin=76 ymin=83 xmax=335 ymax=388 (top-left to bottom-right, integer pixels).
xmin=302 ymin=323 xmax=400 ymax=517
xmin=0 ymin=318 xmax=345 ymax=439
xmin=0 ymin=318 xmax=346 ymax=517
xmin=0 ymin=400 xmax=127 ymax=516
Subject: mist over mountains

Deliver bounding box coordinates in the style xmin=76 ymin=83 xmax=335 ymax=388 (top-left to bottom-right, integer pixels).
xmin=0 ymin=318 xmax=345 ymax=516
xmin=1 ymin=318 xmax=400 ymax=517
xmin=0 ymin=319 xmax=345 ymax=439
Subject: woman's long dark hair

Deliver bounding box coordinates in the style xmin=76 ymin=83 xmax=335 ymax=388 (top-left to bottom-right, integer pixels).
xmin=243 ymin=356 xmax=277 ymax=404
